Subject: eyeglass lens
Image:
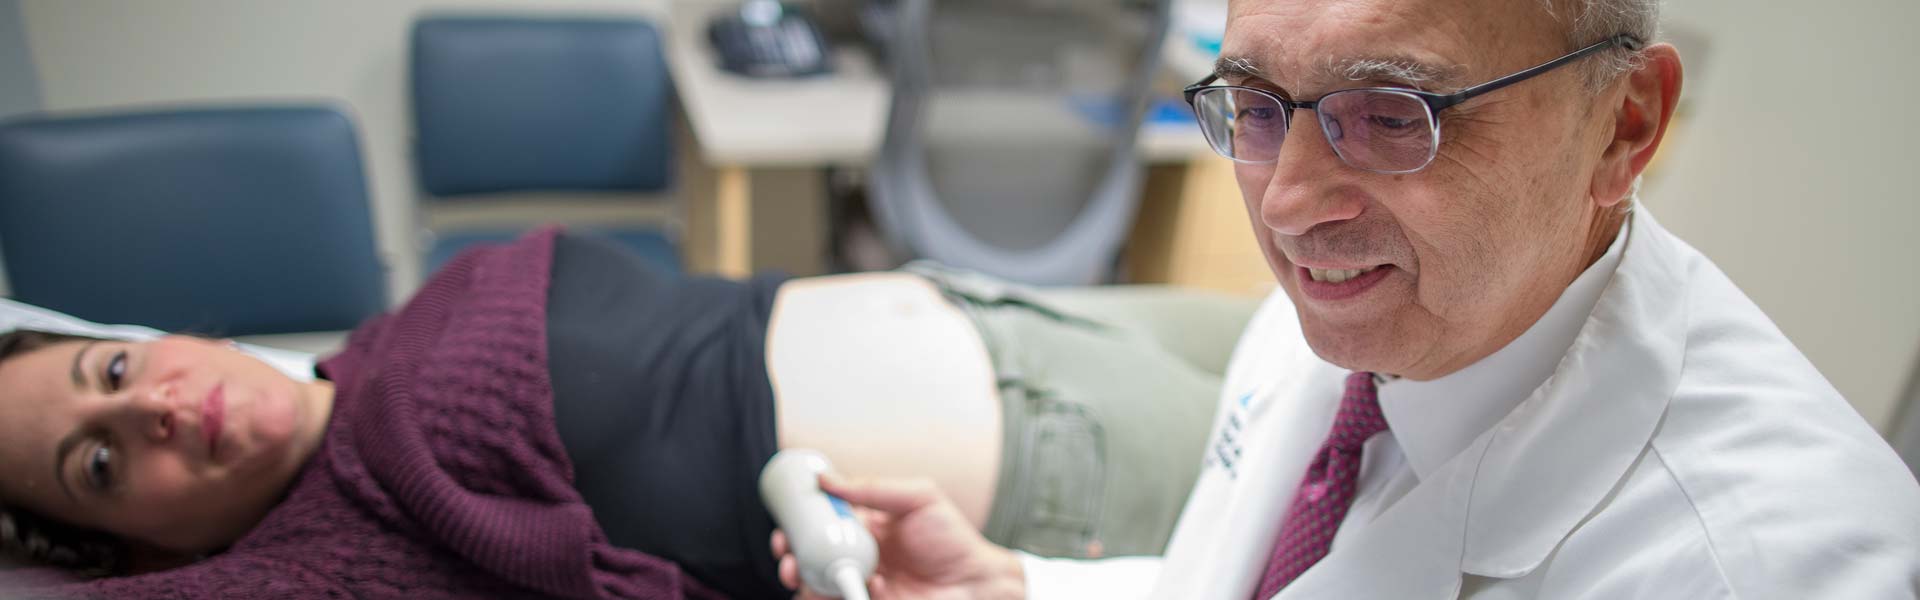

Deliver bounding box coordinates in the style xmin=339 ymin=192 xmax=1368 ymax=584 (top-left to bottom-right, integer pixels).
xmin=1192 ymin=88 xmax=1438 ymax=173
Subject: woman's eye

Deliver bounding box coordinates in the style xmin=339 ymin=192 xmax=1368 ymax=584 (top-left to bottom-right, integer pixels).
xmin=85 ymin=444 xmax=115 ymax=491
xmin=103 ymin=351 xmax=126 ymax=391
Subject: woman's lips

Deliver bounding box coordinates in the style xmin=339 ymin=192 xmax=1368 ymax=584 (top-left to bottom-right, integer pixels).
xmin=202 ymin=383 xmax=225 ymax=457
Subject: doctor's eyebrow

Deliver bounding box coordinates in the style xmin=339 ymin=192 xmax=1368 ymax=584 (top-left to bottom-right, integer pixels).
xmin=1214 ymin=55 xmax=1264 ymax=80
xmin=1331 ymin=55 xmax=1466 ymax=89
xmin=1212 ymin=53 xmax=1467 ymax=91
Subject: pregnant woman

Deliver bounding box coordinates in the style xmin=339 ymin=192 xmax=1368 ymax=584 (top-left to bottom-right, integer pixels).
xmin=0 ymin=228 xmax=1249 ymax=598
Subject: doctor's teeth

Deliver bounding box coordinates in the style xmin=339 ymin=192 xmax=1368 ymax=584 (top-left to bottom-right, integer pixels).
xmin=1308 ymin=266 xmax=1378 ymax=283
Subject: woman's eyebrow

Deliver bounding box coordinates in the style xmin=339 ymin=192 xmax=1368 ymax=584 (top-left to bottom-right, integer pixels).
xmin=56 ymin=341 xmax=101 ymax=503
xmin=70 ymin=341 xmax=98 ymax=389
xmin=55 ymin=430 xmax=82 ymax=503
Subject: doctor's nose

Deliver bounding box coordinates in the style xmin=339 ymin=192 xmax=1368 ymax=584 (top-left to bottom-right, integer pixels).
xmin=1258 ymin=114 xmax=1366 ymax=237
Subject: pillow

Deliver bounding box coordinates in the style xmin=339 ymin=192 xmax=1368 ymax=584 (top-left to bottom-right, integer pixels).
xmin=0 ymin=298 xmax=317 ymax=381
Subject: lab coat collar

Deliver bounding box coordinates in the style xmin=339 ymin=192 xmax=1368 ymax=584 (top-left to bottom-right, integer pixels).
xmin=1459 ymin=205 xmax=1686 ymax=578
xmin=1376 ymin=216 xmax=1629 ymax=482
xmin=1274 ymin=206 xmax=1690 ymax=598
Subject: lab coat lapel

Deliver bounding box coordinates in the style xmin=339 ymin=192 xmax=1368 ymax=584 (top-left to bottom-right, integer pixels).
xmin=1160 ymin=361 xmax=1349 ymax=599
xmin=1272 ymin=207 xmax=1691 ymax=598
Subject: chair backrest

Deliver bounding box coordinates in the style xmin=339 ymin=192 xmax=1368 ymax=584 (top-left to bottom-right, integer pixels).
xmin=869 ymin=0 xmax=1171 ymax=285
xmin=411 ymin=15 xmax=674 ymax=197
xmin=0 ymin=106 xmax=388 ymax=335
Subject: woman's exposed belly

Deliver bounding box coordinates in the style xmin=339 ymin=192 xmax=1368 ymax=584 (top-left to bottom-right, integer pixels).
xmin=765 ymin=272 xmax=1002 ymax=527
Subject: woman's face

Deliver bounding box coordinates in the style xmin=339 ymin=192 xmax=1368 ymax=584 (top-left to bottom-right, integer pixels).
xmin=0 ymin=336 xmax=332 ymax=555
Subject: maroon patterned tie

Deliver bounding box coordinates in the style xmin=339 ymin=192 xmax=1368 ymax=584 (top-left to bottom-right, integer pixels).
xmin=1252 ymin=372 xmax=1388 ymax=599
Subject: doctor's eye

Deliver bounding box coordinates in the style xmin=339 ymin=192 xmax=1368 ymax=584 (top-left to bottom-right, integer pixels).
xmin=1238 ymin=106 xmax=1279 ymax=124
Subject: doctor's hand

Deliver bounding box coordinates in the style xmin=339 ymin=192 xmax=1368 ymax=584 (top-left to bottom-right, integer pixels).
xmin=772 ymin=475 xmax=1026 ymax=600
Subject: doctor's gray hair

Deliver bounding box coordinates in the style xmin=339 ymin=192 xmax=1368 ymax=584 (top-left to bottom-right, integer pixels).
xmin=1548 ymin=0 xmax=1662 ymax=89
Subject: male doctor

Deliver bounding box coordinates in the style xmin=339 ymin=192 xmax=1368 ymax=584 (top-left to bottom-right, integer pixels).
xmin=773 ymin=0 xmax=1920 ymax=597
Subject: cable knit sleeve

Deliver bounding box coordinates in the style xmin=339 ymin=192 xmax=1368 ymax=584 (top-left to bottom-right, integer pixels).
xmin=11 ymin=554 xmax=352 ymax=600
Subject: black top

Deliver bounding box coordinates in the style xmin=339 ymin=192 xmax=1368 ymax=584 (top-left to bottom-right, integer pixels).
xmin=545 ymin=232 xmax=789 ymax=599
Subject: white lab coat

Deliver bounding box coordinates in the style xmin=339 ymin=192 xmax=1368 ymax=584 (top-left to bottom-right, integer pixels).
xmin=1023 ymin=207 xmax=1920 ymax=599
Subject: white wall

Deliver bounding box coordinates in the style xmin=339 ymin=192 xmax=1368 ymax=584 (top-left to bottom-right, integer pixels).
xmin=0 ymin=0 xmax=38 ymax=118
xmin=18 ymin=0 xmax=670 ymax=300
xmin=1647 ymin=0 xmax=1920 ymax=433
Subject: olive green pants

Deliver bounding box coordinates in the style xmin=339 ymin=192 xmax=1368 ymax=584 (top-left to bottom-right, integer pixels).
xmin=905 ymin=263 xmax=1258 ymax=558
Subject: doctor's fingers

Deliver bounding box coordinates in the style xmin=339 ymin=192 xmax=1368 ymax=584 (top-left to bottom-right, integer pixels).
xmin=771 ymin=509 xmax=897 ymax=558
xmin=778 ymin=552 xmax=801 ymax=592
xmin=819 ymin=474 xmax=948 ymax=516
xmin=780 ymin=556 xmax=895 ymax=600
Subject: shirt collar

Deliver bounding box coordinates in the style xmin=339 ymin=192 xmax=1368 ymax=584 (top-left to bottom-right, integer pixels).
xmin=1376 ymin=215 xmax=1631 ymax=480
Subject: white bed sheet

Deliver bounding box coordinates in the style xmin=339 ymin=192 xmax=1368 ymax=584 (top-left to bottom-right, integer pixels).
xmin=0 ymin=298 xmax=322 ymax=381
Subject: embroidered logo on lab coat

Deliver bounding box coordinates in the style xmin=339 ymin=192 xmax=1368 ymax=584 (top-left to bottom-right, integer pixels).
xmin=1202 ymin=391 xmax=1254 ymax=480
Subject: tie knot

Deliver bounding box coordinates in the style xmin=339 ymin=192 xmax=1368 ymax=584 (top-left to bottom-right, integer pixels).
xmin=1330 ymin=372 xmax=1387 ymax=451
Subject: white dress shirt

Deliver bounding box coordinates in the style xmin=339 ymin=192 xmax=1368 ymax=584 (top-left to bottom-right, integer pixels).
xmin=1335 ymin=218 xmax=1628 ymax=548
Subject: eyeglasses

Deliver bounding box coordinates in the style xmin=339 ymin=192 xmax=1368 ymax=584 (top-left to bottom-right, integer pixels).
xmin=1182 ymin=34 xmax=1643 ymax=174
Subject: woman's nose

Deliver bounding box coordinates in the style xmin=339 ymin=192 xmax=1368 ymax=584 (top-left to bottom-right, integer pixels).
xmin=122 ymin=382 xmax=179 ymax=444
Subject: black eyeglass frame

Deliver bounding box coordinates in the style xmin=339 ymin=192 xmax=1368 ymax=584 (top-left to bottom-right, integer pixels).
xmin=1182 ymin=33 xmax=1645 ymax=173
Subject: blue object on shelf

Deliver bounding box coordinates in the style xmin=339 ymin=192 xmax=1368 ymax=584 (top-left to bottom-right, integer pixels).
xmin=1069 ymin=95 xmax=1195 ymax=128
xmin=1192 ymin=33 xmax=1222 ymax=56
xmin=1148 ymin=97 xmax=1195 ymax=125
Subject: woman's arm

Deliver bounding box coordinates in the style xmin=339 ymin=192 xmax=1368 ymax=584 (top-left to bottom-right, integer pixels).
xmin=14 ymin=554 xmax=352 ymax=600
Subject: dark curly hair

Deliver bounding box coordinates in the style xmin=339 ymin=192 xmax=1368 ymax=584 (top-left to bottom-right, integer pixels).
xmin=0 ymin=329 xmax=128 ymax=577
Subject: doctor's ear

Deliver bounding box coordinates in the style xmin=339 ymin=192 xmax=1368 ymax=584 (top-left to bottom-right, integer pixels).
xmin=1590 ymin=42 xmax=1682 ymax=208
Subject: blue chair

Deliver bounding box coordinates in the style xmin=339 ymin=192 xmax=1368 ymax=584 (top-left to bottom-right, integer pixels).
xmin=0 ymin=106 xmax=388 ymax=336
xmin=411 ymin=15 xmax=680 ymax=274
